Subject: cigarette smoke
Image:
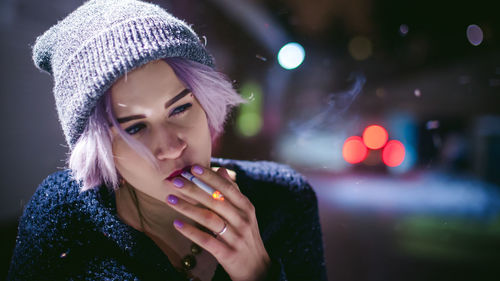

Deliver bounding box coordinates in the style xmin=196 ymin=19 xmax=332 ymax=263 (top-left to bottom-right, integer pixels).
xmin=288 ymin=72 xmax=366 ymax=139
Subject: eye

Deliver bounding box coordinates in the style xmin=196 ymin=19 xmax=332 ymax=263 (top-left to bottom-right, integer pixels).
xmin=125 ymin=123 xmax=145 ymax=135
xmin=169 ymin=103 xmax=192 ymax=117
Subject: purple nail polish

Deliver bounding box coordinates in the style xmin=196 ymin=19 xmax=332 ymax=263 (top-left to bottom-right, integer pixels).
xmin=173 ymin=219 xmax=184 ymax=229
xmin=173 ymin=178 xmax=184 ymax=188
xmin=193 ymin=165 xmax=203 ymax=175
xmin=167 ymin=194 xmax=178 ymax=205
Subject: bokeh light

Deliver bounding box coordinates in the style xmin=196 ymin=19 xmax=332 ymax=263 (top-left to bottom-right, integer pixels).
xmin=382 ymin=140 xmax=406 ymax=167
xmin=237 ymin=112 xmax=262 ymax=137
xmin=414 ymin=89 xmax=422 ymax=97
xmin=277 ymin=42 xmax=305 ymax=70
xmin=363 ymin=125 xmax=389 ymax=149
xmin=426 ymin=120 xmax=440 ymax=130
xmin=236 ymin=82 xmax=262 ymax=137
xmin=466 ymin=24 xmax=483 ymax=46
xmin=399 ymin=24 xmax=409 ymax=36
xmin=348 ymin=36 xmax=372 ymax=61
xmin=343 ymin=136 xmax=368 ymax=164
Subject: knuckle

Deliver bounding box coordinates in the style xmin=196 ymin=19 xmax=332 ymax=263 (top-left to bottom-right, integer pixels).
xmin=222 ymin=182 xmax=234 ymax=192
xmin=246 ymin=201 xmax=255 ymax=213
xmin=176 ymin=202 xmax=189 ymax=212
xmin=199 ymin=234 xmax=213 ymax=246
xmin=184 ymin=227 xmax=197 ymax=237
xmin=238 ymin=195 xmax=252 ymax=210
xmin=241 ymin=222 xmax=251 ymax=233
xmin=235 ymin=217 xmax=250 ymax=232
xmin=202 ymin=210 xmax=215 ymax=221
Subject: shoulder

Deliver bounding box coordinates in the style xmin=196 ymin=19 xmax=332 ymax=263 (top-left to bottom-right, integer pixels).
xmin=25 ymin=169 xmax=94 ymax=214
xmin=9 ymin=170 xmax=107 ymax=279
xmin=18 ymin=169 xmax=104 ymax=235
xmin=31 ymin=169 xmax=82 ymax=203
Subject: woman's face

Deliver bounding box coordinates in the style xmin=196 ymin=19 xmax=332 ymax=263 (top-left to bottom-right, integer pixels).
xmin=110 ymin=59 xmax=212 ymax=203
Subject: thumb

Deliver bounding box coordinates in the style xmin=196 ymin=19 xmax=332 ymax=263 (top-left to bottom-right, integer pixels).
xmin=214 ymin=167 xmax=240 ymax=192
xmin=216 ymin=166 xmax=231 ymax=180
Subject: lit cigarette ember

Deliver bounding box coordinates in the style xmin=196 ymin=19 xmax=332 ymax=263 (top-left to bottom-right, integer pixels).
xmin=181 ymin=171 xmax=225 ymax=201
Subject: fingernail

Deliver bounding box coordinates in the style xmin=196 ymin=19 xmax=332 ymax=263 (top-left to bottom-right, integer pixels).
xmin=173 ymin=219 xmax=184 ymax=229
xmin=193 ymin=165 xmax=203 ymax=175
xmin=167 ymin=194 xmax=178 ymax=205
xmin=173 ymin=178 xmax=184 ymax=188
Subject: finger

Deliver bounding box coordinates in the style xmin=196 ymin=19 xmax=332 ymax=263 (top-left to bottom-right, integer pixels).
xmin=190 ymin=165 xmax=253 ymax=213
xmin=166 ymin=194 xmax=239 ymax=245
xmin=169 ymin=177 xmax=247 ymax=232
xmin=173 ymin=219 xmax=234 ymax=262
xmin=210 ymin=166 xmax=236 ymax=179
xmin=215 ymin=167 xmax=232 ymax=181
xmin=211 ymin=167 xmax=239 ymax=191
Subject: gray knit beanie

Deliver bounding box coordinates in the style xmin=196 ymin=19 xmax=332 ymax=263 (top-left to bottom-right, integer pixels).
xmin=31 ymin=0 xmax=215 ymax=149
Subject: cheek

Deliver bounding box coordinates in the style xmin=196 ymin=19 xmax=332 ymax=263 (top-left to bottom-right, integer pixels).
xmin=112 ymin=138 xmax=151 ymax=179
xmin=186 ymin=105 xmax=212 ymax=159
xmin=112 ymin=139 xmax=171 ymax=201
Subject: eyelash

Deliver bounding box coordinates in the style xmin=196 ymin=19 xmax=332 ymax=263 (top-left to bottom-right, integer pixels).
xmin=124 ymin=103 xmax=193 ymax=135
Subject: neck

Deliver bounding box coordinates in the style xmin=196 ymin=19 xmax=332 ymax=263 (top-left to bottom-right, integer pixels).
xmin=115 ymin=183 xmax=185 ymax=239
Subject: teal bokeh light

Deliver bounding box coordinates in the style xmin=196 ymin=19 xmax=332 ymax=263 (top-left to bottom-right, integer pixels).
xmin=277 ymin=42 xmax=305 ymax=70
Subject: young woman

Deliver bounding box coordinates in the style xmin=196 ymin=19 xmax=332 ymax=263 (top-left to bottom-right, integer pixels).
xmin=8 ymin=0 xmax=327 ymax=280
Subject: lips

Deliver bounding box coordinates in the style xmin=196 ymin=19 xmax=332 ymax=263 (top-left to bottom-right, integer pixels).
xmin=166 ymin=165 xmax=192 ymax=181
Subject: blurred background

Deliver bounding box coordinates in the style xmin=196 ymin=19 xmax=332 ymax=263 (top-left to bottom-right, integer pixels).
xmin=1 ymin=0 xmax=500 ymax=280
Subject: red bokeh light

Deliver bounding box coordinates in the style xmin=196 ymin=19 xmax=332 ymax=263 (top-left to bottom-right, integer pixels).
xmin=382 ymin=140 xmax=405 ymax=167
xmin=342 ymin=136 xmax=368 ymax=164
xmin=362 ymin=125 xmax=388 ymax=149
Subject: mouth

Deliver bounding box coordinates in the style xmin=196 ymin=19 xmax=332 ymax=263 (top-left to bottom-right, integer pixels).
xmin=166 ymin=165 xmax=192 ymax=181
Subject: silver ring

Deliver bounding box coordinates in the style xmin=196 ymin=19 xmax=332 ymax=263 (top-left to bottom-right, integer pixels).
xmin=215 ymin=222 xmax=228 ymax=236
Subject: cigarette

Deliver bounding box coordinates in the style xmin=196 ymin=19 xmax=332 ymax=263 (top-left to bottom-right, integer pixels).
xmin=181 ymin=171 xmax=224 ymax=201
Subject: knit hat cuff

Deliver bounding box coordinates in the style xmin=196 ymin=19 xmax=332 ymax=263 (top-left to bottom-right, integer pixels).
xmin=54 ymin=16 xmax=215 ymax=147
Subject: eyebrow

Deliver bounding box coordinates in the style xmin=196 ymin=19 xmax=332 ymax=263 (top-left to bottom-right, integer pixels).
xmin=116 ymin=88 xmax=192 ymax=124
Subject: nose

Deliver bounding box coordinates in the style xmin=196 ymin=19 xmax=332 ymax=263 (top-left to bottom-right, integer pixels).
xmin=153 ymin=126 xmax=187 ymax=161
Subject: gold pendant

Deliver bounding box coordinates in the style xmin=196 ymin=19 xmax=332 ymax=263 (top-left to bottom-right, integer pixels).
xmin=181 ymin=254 xmax=196 ymax=271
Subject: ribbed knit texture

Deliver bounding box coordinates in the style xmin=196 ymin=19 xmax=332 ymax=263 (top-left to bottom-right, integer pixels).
xmin=31 ymin=0 xmax=215 ymax=148
xmin=8 ymin=158 xmax=327 ymax=281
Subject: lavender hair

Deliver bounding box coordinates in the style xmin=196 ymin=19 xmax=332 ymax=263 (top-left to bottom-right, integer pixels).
xmin=68 ymin=57 xmax=246 ymax=192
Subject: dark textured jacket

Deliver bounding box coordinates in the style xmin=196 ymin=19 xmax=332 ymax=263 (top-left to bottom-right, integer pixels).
xmin=8 ymin=158 xmax=327 ymax=280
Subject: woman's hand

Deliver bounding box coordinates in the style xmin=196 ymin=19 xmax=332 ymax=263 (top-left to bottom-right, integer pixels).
xmin=166 ymin=165 xmax=271 ymax=281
